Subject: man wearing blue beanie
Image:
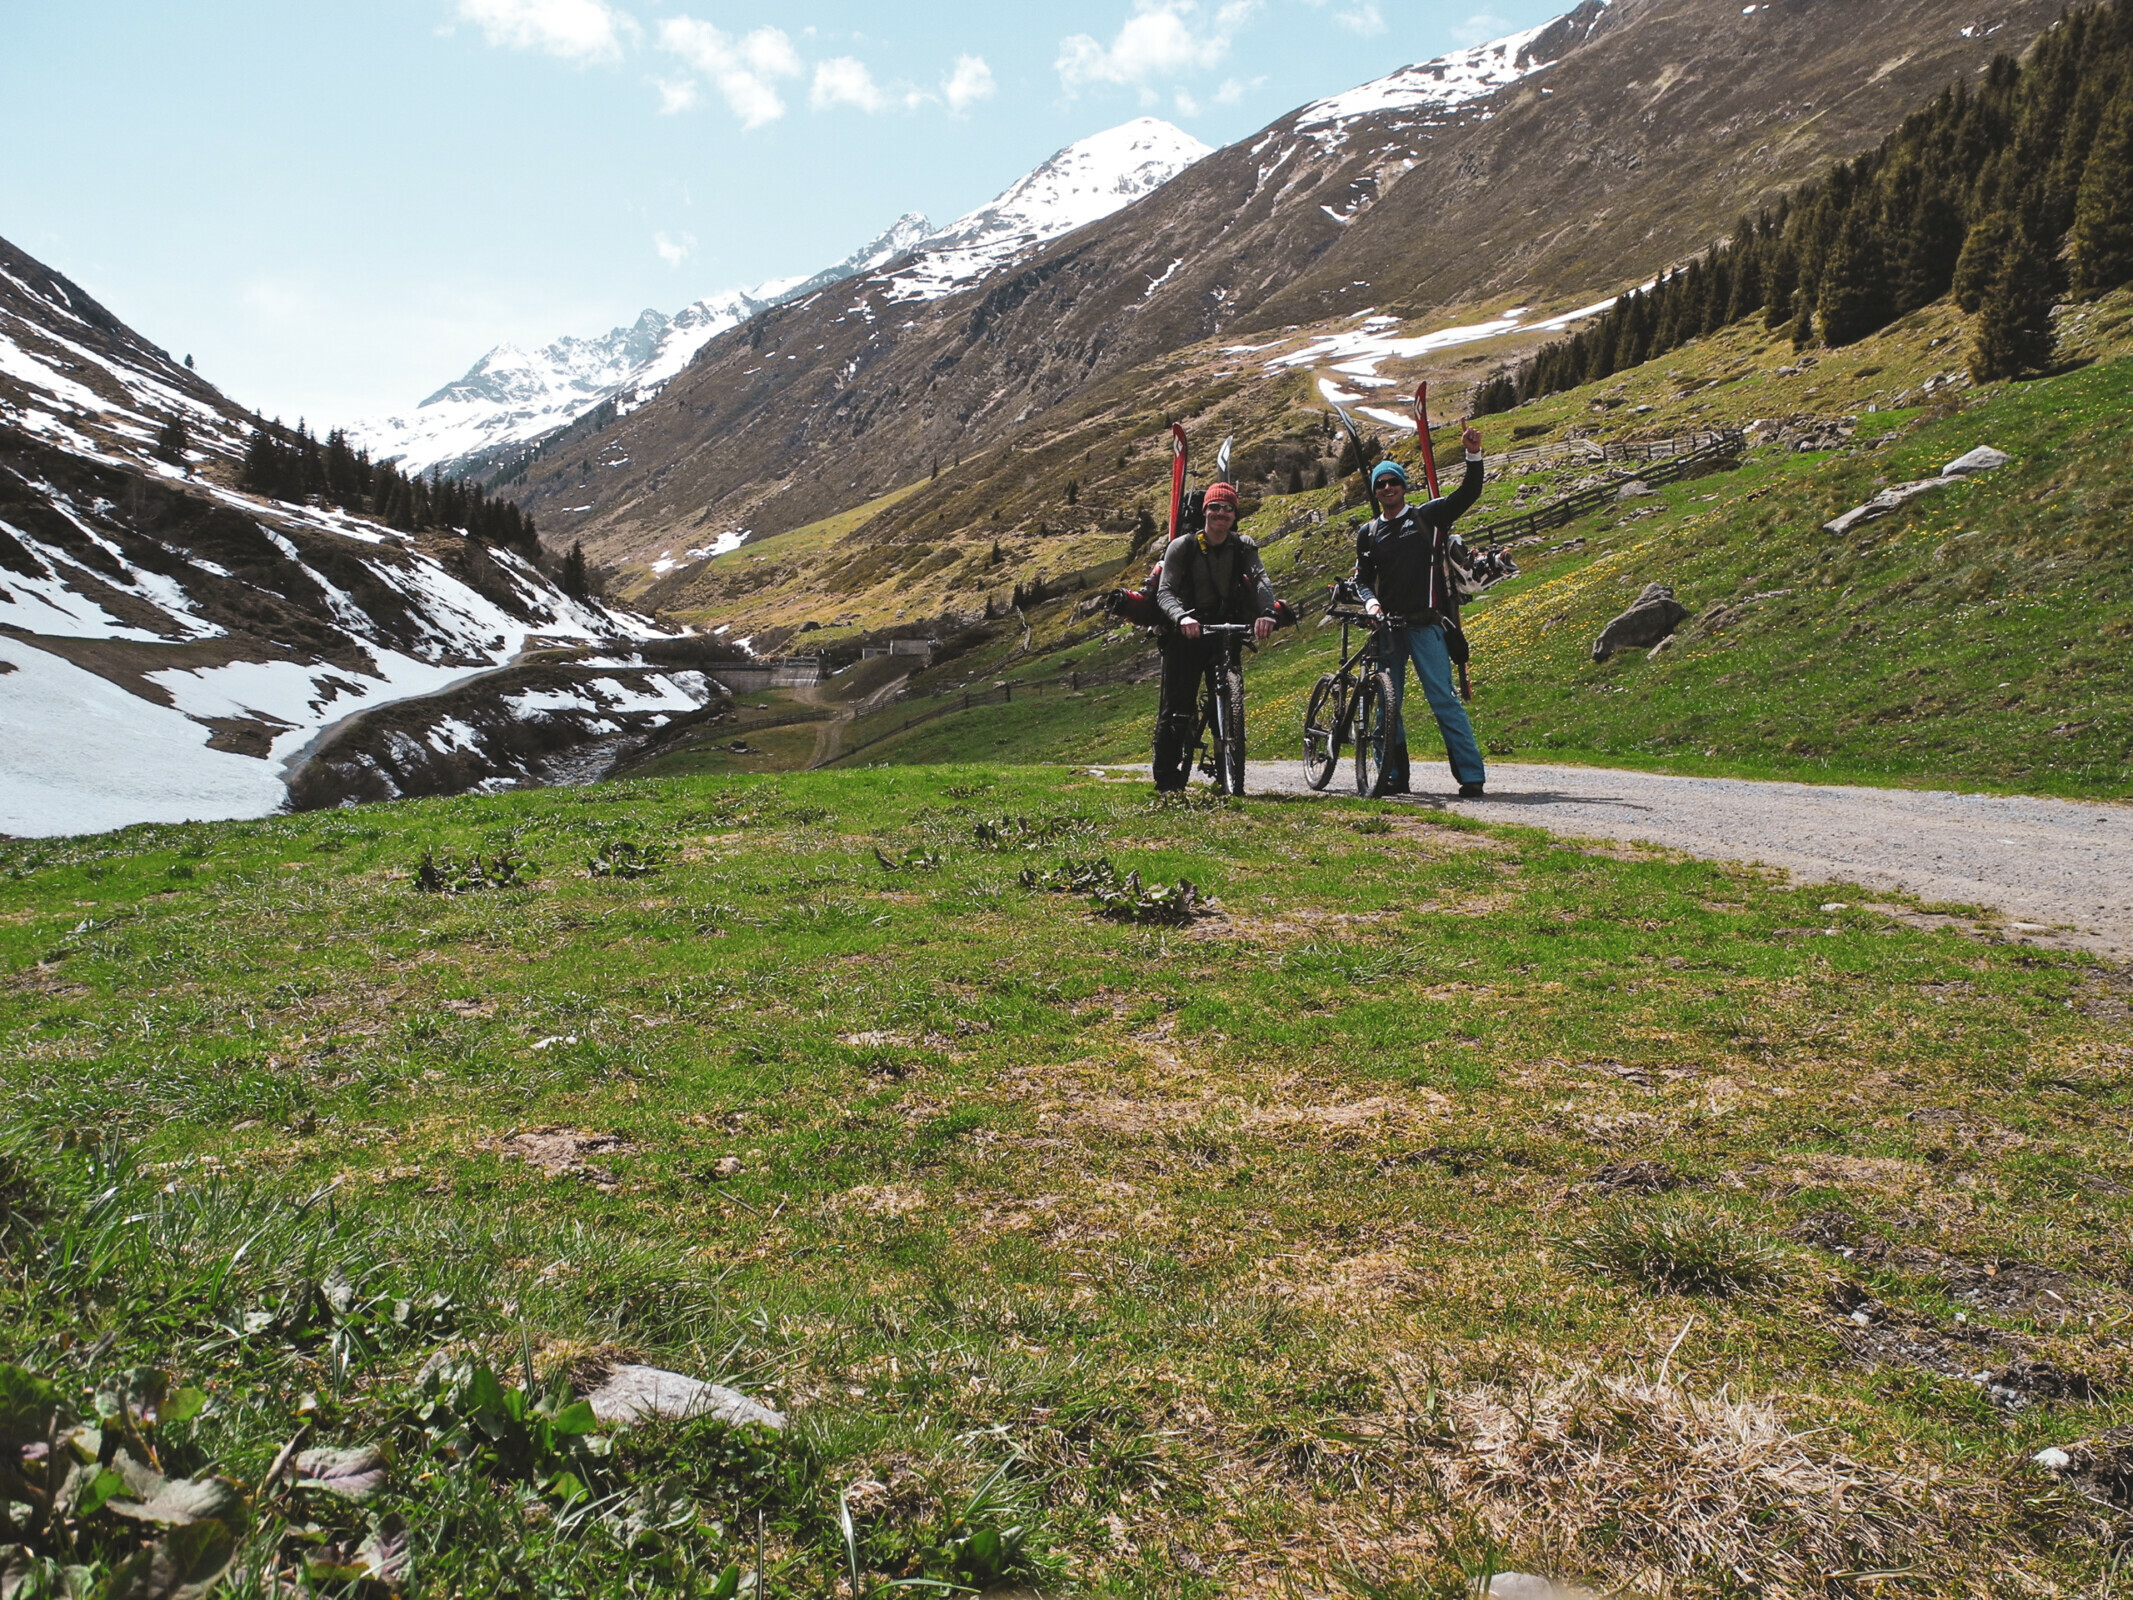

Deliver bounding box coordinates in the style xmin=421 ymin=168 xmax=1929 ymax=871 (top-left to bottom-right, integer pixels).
xmin=1352 ymin=427 xmax=1488 ymax=796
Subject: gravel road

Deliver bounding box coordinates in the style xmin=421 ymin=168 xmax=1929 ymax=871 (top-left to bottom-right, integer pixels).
xmin=1244 ymin=760 xmax=2133 ymax=959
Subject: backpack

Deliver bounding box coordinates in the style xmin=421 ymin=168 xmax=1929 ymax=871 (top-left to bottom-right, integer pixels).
xmin=1105 ymin=561 xmax=1168 ymax=629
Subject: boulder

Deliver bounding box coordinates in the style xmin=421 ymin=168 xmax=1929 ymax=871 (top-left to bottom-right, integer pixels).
xmin=1823 ymin=479 xmax=1949 ymax=537
xmin=1615 ymin=480 xmax=1656 ymax=500
xmin=1942 ymin=445 xmax=2011 ymax=477
xmin=1592 ymin=583 xmax=1689 ymax=662
xmin=583 ymin=1364 xmax=786 ymax=1431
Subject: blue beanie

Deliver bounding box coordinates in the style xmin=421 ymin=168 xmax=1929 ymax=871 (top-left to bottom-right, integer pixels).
xmin=1370 ymin=460 xmax=1408 ymax=487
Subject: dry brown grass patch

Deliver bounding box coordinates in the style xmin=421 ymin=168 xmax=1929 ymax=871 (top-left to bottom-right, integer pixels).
xmin=495 ymin=1127 xmax=633 ymax=1188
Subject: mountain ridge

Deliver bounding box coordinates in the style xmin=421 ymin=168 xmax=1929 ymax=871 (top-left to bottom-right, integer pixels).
xmin=357 ymin=119 xmax=1212 ymax=480
xmin=507 ymin=0 xmax=2063 ymax=591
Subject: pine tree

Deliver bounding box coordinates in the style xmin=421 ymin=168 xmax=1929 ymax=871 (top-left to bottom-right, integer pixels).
xmin=1970 ymin=233 xmax=2059 ymax=381
xmin=2072 ymin=93 xmax=2133 ymax=297
xmin=560 ymin=541 xmax=590 ymax=600
xmin=1892 ymin=175 xmax=1967 ymax=314
xmin=1286 ymin=465 xmax=1305 ymax=494
xmin=1472 ymin=372 xmax=1518 ymax=416
xmin=152 ymin=415 xmax=189 ymax=467
xmin=1763 ymin=247 xmax=1800 ymax=331
xmin=1311 ymin=462 xmax=1328 ymax=491
xmin=1817 ymin=207 xmax=1894 ymax=345
xmin=1953 ymin=211 xmax=2019 ymax=313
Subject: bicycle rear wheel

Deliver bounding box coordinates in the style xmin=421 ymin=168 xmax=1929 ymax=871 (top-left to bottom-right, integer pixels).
xmin=1192 ymin=685 xmax=1217 ymax=783
xmin=1354 ymin=669 xmax=1395 ymax=798
xmin=1218 ymin=668 xmax=1247 ymax=795
xmin=1302 ymin=673 xmax=1345 ymax=790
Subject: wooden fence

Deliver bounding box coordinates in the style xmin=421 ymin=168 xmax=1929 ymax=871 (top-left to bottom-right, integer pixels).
xmin=1494 ymin=426 xmax=1745 ymax=475
xmin=1466 ymin=430 xmax=1747 ymax=550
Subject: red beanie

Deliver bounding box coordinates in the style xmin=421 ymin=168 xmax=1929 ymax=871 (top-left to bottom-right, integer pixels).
xmin=1203 ymin=482 xmax=1240 ymax=509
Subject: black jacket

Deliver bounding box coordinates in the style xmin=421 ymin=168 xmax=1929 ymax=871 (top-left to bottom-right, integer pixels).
xmin=1156 ymin=531 xmax=1277 ymax=630
xmin=1352 ymin=458 xmax=1485 ymax=622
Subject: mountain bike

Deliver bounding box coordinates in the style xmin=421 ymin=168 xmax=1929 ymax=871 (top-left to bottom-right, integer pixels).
xmin=1188 ymin=622 xmax=1254 ymax=796
xmin=1301 ymin=587 xmax=1404 ymax=798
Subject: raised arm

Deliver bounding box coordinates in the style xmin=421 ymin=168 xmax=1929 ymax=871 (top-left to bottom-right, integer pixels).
xmin=1430 ymin=455 xmax=1485 ymax=526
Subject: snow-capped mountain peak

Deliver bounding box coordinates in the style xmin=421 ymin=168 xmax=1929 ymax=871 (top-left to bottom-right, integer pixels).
xmin=1295 ymin=1 xmax=1611 ymax=138
xmin=883 ymin=118 xmax=1213 ymax=302
xmin=357 ymin=120 xmax=1214 ymax=473
xmin=356 ymin=211 xmax=943 ymax=478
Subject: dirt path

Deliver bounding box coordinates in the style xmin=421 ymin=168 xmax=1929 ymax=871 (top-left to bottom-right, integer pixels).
xmin=1242 ymin=760 xmax=2133 ymax=959
xmin=807 ymin=672 xmax=913 ymax=769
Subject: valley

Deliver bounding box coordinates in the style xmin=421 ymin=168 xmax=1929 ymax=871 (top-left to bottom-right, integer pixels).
xmin=3 ymin=1 xmax=2131 ymax=1595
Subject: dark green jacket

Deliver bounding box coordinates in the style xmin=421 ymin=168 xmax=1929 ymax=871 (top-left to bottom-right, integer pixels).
xmin=1156 ymin=532 xmax=1277 ymax=629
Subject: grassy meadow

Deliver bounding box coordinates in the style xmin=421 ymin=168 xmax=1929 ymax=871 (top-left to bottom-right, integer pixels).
xmin=5 ymin=767 xmax=2131 ymax=1596
xmin=672 ymin=296 xmax=2133 ymax=800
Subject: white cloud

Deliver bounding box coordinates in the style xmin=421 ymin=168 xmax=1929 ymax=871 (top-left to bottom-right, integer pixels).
xmin=1451 ymin=9 xmax=1512 ymax=45
xmin=654 ymin=75 xmax=699 ymax=113
xmin=654 ymin=231 xmax=695 ymax=267
xmin=1058 ymin=6 xmax=1194 ymax=91
xmin=1213 ymin=73 xmax=1263 ymax=104
xmin=812 ymin=56 xmax=887 ymax=113
xmin=457 ymin=0 xmax=636 ymax=63
xmin=1058 ymin=0 xmax=1260 ymax=94
xmin=942 ymin=53 xmax=995 ymax=114
xmin=1297 ymin=0 xmax=1386 ymax=34
xmin=658 ymin=17 xmax=803 ymax=129
xmin=1174 ymin=89 xmax=1200 ymax=115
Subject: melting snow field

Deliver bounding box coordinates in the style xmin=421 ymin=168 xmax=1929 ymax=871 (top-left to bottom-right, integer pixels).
xmin=1295 ymin=19 xmax=1562 ymax=135
xmin=1278 ymin=290 xmax=1632 ymax=404
xmin=0 ymin=638 xmax=290 ymax=837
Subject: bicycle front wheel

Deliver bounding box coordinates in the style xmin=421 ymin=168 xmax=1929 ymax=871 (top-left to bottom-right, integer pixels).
xmin=1302 ymin=673 xmax=1345 ymax=791
xmin=1219 ymin=668 xmax=1247 ymax=796
xmin=1354 ymin=669 xmax=1395 ymax=798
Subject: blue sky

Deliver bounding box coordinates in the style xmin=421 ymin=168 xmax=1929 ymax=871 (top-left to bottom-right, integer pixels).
xmin=1 ymin=0 xmax=1567 ymax=423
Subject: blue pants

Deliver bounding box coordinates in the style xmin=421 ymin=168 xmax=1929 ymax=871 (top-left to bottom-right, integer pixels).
xmin=1381 ymin=624 xmax=1485 ymax=789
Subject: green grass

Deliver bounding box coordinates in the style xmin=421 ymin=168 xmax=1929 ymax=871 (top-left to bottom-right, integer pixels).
xmin=804 ymin=305 xmax=2133 ymax=798
xmin=4 ymin=768 xmax=2130 ymax=1595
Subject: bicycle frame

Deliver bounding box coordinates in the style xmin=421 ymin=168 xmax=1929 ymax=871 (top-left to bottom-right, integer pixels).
xmin=1309 ymin=607 xmax=1409 ymax=765
xmin=1191 ymin=623 xmax=1255 ymax=789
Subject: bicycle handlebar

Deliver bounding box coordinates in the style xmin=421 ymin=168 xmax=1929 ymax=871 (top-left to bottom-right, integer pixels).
xmin=1327 ymin=608 xmax=1415 ymax=630
xmin=1193 ymin=622 xmax=1257 ymax=635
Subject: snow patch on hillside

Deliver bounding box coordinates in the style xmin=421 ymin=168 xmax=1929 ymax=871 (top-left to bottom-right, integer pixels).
xmin=0 ymin=637 xmax=292 ymax=837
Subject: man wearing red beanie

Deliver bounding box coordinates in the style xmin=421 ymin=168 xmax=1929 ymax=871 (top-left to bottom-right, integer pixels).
xmin=1151 ymin=481 xmax=1281 ymax=791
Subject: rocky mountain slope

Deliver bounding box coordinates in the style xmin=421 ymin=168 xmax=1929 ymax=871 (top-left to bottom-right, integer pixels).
xmin=511 ymin=0 xmax=2067 ymax=591
xmin=354 ymin=213 xmax=936 ymax=479
xmin=0 ymin=236 xmax=732 ymax=838
xmin=360 ymin=119 xmax=1209 ymax=481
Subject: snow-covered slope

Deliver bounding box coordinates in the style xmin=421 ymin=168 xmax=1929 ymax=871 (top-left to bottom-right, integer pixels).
xmin=881 ymin=119 xmax=1211 ymax=303
xmin=0 ymin=233 xmax=721 ymax=839
xmin=1294 ymin=13 xmax=1588 ymax=139
xmin=356 ymin=213 xmax=934 ymax=477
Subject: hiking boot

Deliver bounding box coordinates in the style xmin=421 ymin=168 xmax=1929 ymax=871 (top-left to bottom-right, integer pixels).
xmin=1458 ymin=781 xmax=1486 ymax=799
